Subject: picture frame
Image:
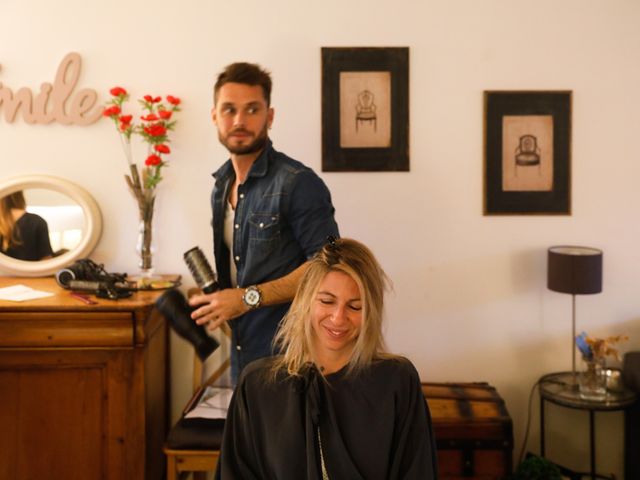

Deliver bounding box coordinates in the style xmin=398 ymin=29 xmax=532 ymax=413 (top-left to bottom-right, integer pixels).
xmin=484 ymin=91 xmax=572 ymax=215
xmin=321 ymin=47 xmax=409 ymax=172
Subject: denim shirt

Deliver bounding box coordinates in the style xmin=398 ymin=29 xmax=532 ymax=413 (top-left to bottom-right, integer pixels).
xmin=211 ymin=140 xmax=339 ymax=381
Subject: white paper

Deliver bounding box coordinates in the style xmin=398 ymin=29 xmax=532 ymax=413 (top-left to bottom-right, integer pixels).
xmin=185 ymin=386 xmax=234 ymax=420
xmin=0 ymin=284 xmax=55 ymax=302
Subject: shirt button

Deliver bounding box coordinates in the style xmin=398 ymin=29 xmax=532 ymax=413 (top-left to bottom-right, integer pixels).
xmin=259 ymin=222 xmax=264 ymax=228
xmin=234 ymin=224 xmax=239 ymax=229
xmin=235 ymin=256 xmax=240 ymax=262
xmin=239 ymin=193 xmax=245 ymax=199
xmin=236 ymin=345 xmax=242 ymax=351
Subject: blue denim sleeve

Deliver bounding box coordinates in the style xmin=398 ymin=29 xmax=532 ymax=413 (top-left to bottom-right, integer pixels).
xmin=287 ymin=169 xmax=339 ymax=259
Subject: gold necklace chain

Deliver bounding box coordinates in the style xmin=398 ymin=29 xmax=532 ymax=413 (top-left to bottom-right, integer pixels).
xmin=317 ymin=427 xmax=329 ymax=480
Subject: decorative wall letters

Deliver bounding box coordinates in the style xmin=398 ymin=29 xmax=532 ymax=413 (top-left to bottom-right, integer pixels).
xmin=0 ymin=52 xmax=101 ymax=126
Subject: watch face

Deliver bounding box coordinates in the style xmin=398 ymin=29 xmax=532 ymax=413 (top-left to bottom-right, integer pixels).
xmin=244 ymin=287 xmax=261 ymax=306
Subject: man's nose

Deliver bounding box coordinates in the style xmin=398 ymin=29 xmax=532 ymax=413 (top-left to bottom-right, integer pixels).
xmin=233 ymin=111 xmax=246 ymax=127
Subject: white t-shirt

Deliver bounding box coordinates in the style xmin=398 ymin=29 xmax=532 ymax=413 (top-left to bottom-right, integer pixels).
xmin=223 ymin=200 xmax=238 ymax=287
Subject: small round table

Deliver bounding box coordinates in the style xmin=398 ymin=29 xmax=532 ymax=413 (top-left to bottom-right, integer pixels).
xmin=539 ymin=371 xmax=637 ymax=480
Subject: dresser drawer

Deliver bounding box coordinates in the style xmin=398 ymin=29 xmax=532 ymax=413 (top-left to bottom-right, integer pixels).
xmin=0 ymin=312 xmax=133 ymax=347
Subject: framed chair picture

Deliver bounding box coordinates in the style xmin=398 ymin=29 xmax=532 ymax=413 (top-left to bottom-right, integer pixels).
xmin=484 ymin=91 xmax=572 ymax=215
xmin=322 ymin=47 xmax=409 ymax=172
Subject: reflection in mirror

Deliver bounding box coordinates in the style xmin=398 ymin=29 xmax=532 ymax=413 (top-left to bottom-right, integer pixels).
xmin=25 ymin=189 xmax=85 ymax=256
xmin=0 ymin=189 xmax=87 ymax=261
xmin=0 ymin=190 xmax=55 ymax=261
xmin=0 ymin=175 xmax=102 ymax=277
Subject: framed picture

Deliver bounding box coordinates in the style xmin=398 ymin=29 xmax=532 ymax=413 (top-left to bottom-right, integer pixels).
xmin=322 ymin=47 xmax=409 ymax=172
xmin=484 ymin=91 xmax=572 ymax=215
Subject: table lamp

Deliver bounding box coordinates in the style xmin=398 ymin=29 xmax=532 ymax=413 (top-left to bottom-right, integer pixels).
xmin=547 ymin=246 xmax=603 ymax=382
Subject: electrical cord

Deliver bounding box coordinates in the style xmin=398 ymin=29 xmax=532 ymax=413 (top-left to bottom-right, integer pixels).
xmin=517 ymin=376 xmax=572 ymax=465
xmin=517 ymin=379 xmax=540 ymax=465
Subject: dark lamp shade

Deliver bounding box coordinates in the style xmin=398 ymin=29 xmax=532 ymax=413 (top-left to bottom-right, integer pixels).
xmin=547 ymin=246 xmax=603 ymax=295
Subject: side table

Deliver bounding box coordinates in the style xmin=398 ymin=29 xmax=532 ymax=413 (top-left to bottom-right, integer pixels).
xmin=539 ymin=371 xmax=637 ymax=480
xmin=0 ymin=276 xmax=170 ymax=480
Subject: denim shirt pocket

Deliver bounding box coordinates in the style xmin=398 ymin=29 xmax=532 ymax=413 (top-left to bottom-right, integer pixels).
xmin=248 ymin=213 xmax=280 ymax=240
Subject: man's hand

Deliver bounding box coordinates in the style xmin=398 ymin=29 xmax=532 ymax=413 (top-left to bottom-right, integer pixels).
xmin=189 ymin=288 xmax=248 ymax=332
xmin=187 ymin=262 xmax=308 ymax=332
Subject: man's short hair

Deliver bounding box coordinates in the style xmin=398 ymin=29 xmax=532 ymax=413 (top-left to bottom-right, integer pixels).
xmin=214 ymin=62 xmax=272 ymax=106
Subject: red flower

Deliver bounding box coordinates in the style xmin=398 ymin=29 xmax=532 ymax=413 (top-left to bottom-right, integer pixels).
xmin=110 ymin=86 xmax=127 ymax=97
xmin=118 ymin=114 xmax=133 ymax=131
xmin=104 ymin=87 xmax=181 ymax=191
xmin=145 ymin=154 xmax=162 ymax=166
xmin=103 ymin=105 xmax=121 ymax=117
xmin=154 ymin=144 xmax=171 ymax=154
xmin=144 ymin=124 xmax=167 ymax=137
xmin=166 ymin=95 xmax=181 ymax=106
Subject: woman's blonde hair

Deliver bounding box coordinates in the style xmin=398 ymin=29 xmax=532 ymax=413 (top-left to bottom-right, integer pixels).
xmin=0 ymin=191 xmax=26 ymax=251
xmin=273 ymin=237 xmax=392 ymax=377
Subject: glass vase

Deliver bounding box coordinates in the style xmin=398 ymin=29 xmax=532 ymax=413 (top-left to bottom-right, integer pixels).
xmin=135 ymin=193 xmax=156 ymax=280
xmin=578 ymin=358 xmax=607 ymax=401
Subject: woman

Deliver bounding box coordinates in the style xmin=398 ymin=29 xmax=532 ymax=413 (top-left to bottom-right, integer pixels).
xmin=216 ymin=237 xmax=438 ymax=479
xmin=0 ymin=191 xmax=54 ymax=261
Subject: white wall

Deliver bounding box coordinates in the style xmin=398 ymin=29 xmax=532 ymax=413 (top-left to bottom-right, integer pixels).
xmin=2 ymin=0 xmax=639 ymax=476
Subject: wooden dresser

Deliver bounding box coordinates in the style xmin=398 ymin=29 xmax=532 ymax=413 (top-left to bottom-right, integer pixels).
xmin=0 ymin=277 xmax=169 ymax=480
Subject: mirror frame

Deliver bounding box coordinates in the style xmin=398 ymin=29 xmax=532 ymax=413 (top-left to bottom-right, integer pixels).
xmin=0 ymin=174 xmax=103 ymax=277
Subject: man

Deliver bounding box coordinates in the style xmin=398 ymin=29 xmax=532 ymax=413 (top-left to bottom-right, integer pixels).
xmin=189 ymin=62 xmax=339 ymax=382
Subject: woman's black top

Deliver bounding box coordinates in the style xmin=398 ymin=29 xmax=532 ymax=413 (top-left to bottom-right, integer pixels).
xmin=1 ymin=212 xmax=54 ymax=261
xmin=215 ymin=356 xmax=438 ymax=480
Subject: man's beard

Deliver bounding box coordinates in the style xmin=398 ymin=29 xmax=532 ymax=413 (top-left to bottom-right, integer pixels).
xmin=220 ymin=124 xmax=269 ymax=155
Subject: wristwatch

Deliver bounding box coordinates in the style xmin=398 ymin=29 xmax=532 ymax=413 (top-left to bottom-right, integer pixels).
xmin=242 ymin=285 xmax=262 ymax=309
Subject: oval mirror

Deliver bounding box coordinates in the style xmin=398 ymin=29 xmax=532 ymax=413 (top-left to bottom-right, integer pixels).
xmin=0 ymin=174 xmax=102 ymax=277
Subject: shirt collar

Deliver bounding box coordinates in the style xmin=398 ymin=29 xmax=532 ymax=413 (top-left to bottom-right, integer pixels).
xmin=212 ymin=138 xmax=273 ymax=182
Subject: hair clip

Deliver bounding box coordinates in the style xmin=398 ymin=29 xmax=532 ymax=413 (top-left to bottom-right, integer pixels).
xmin=325 ymin=235 xmax=340 ymax=265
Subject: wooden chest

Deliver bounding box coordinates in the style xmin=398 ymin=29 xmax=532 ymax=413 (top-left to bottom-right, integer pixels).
xmin=422 ymin=382 xmax=513 ymax=479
